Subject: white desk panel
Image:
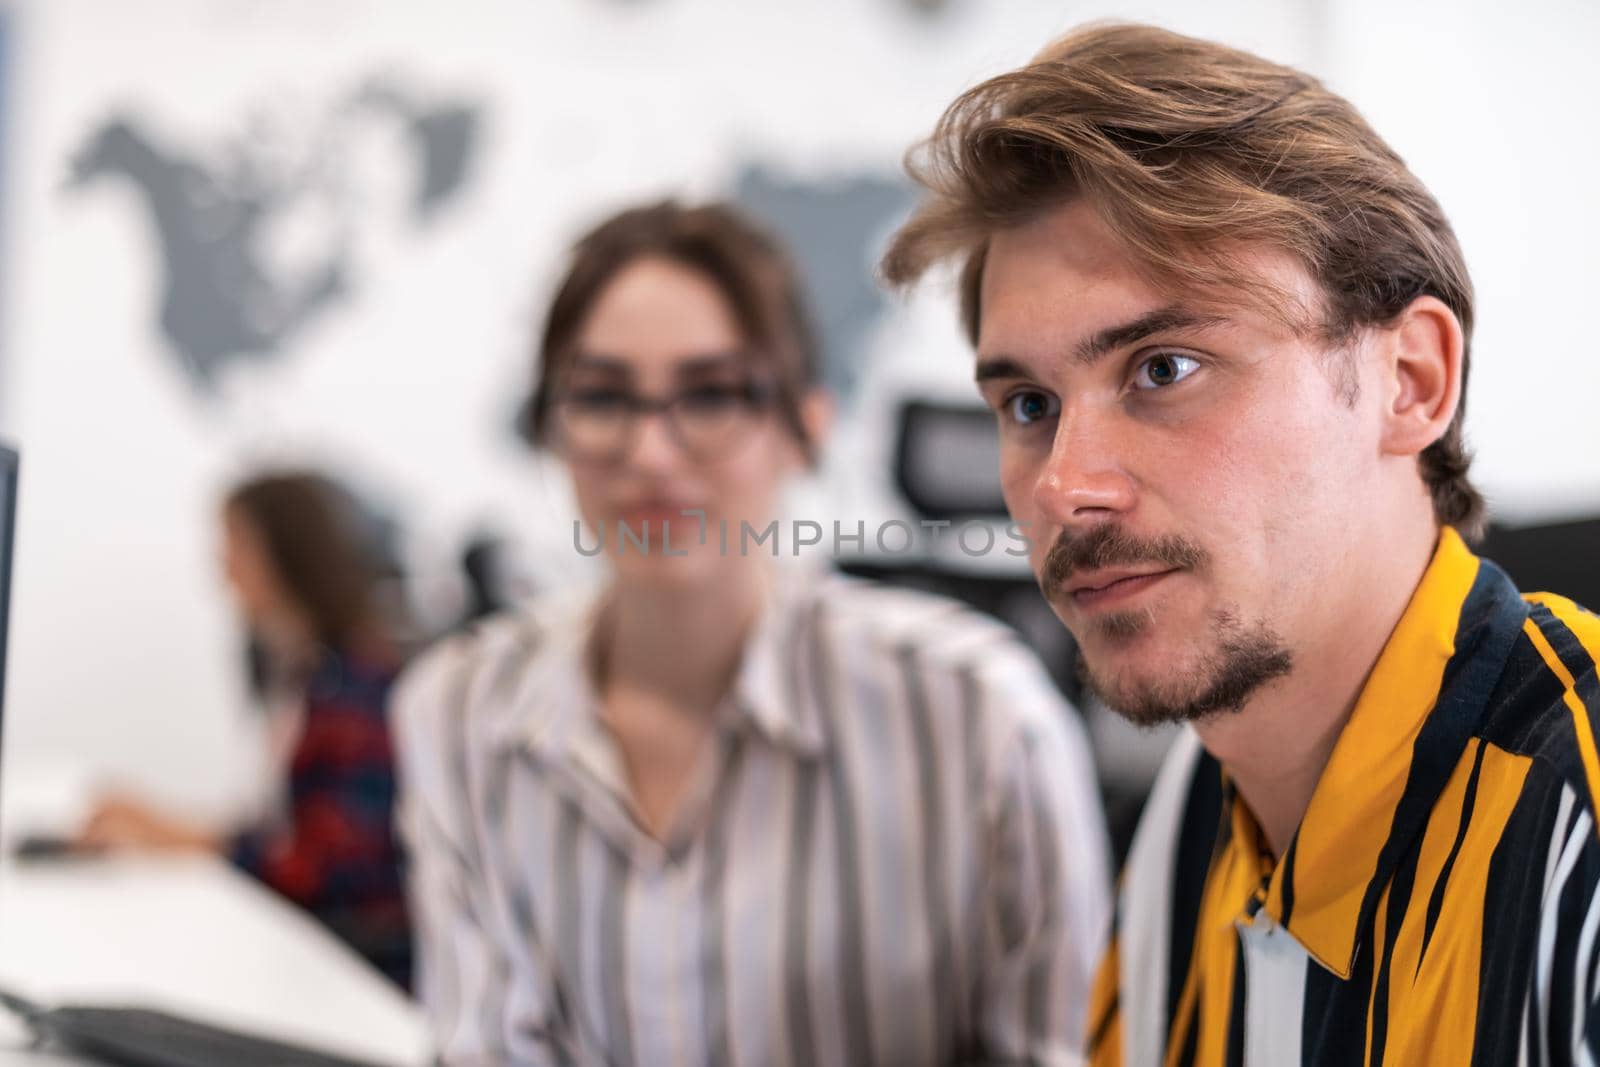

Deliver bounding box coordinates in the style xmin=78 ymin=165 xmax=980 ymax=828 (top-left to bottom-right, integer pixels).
xmin=0 ymin=855 xmax=431 ymax=1065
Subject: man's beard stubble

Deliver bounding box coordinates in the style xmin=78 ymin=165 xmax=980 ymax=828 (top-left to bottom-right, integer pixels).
xmin=1040 ymin=523 xmax=1294 ymax=727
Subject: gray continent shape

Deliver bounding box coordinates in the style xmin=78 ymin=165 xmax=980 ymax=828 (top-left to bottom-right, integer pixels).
xmin=66 ymin=116 xmax=350 ymax=392
xmin=735 ymin=167 xmax=913 ymax=403
xmin=348 ymin=78 xmax=482 ymax=221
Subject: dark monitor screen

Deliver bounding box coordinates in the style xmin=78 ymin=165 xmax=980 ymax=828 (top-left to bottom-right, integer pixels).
xmin=893 ymin=400 xmax=1008 ymax=520
xmin=0 ymin=443 xmax=15 ymax=727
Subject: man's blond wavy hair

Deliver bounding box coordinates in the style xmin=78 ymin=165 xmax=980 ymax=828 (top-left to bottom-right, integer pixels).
xmin=882 ymin=23 xmax=1484 ymax=537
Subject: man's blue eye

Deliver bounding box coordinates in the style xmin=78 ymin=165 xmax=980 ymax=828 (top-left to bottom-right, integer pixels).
xmin=1005 ymin=391 xmax=1060 ymax=425
xmin=1133 ymin=353 xmax=1200 ymax=390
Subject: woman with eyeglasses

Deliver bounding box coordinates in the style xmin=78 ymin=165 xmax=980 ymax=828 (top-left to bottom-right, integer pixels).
xmin=392 ymin=201 xmax=1110 ymax=1066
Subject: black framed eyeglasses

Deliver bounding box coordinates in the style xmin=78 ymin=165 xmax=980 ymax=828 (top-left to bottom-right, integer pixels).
xmin=550 ymin=381 xmax=779 ymax=463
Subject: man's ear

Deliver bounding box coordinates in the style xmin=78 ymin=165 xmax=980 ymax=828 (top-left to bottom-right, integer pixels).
xmin=1378 ymin=295 xmax=1464 ymax=458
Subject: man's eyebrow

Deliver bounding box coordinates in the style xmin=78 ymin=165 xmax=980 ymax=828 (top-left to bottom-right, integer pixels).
xmin=973 ymin=356 xmax=1034 ymax=383
xmin=974 ymin=307 xmax=1230 ymax=382
xmin=1073 ymin=306 xmax=1229 ymax=366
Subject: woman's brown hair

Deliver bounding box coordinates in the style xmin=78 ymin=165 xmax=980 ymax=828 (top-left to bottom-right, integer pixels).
xmin=882 ymin=22 xmax=1484 ymax=537
xmin=519 ymin=200 xmax=822 ymax=462
xmin=226 ymin=471 xmax=394 ymax=650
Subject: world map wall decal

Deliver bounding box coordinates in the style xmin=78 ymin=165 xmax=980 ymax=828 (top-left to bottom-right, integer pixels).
xmin=65 ymin=74 xmax=910 ymax=413
xmin=64 ymin=76 xmax=484 ymax=395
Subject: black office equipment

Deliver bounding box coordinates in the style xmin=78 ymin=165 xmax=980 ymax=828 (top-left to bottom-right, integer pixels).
xmin=0 ymin=443 xmax=16 ymax=736
xmin=892 ymin=399 xmax=1009 ymax=519
xmin=1481 ymin=516 xmax=1600 ymax=610
xmin=0 ymin=991 xmax=393 ymax=1067
xmin=10 ymin=832 xmax=84 ymax=861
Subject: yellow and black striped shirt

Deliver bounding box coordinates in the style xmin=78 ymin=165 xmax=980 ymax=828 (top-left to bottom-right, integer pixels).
xmin=1087 ymin=527 xmax=1600 ymax=1067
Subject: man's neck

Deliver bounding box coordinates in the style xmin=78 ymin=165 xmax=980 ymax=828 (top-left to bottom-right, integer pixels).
xmin=1196 ymin=520 xmax=1442 ymax=858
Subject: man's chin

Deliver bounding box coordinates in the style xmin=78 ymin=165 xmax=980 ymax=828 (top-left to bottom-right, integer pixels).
xmin=1078 ymin=653 xmax=1203 ymax=729
xmin=1076 ymin=615 xmax=1295 ymax=727
xmin=1068 ymin=610 xmax=1168 ymax=672
xmin=1073 ymin=628 xmax=1186 ymax=725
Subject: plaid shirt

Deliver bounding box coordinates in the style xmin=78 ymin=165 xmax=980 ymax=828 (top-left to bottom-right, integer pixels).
xmin=230 ymin=647 xmax=413 ymax=989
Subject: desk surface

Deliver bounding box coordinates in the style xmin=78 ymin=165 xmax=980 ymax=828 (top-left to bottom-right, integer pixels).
xmin=0 ymin=855 xmax=432 ymax=1065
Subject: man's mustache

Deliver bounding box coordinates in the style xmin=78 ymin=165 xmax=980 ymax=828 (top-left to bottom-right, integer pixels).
xmin=1039 ymin=524 xmax=1208 ymax=595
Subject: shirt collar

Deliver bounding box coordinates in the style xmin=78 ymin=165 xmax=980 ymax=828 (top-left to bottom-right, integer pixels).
xmin=722 ymin=563 xmax=832 ymax=757
xmin=486 ymin=563 xmax=833 ymax=763
xmin=1248 ymin=527 xmax=1530 ymax=978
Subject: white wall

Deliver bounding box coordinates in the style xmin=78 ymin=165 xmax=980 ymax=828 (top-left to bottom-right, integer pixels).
xmin=1319 ymin=0 xmax=1600 ymax=516
xmin=0 ymin=0 xmax=1594 ymax=818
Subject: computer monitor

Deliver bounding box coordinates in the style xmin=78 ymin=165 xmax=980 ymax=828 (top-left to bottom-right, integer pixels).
xmin=0 ymin=442 xmax=15 ymax=729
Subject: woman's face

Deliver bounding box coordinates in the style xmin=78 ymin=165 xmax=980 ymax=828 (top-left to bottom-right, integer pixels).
xmin=220 ymin=506 xmax=292 ymax=633
xmin=555 ymin=256 xmax=811 ymax=588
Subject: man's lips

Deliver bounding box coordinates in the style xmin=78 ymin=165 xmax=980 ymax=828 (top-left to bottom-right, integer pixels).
xmin=1064 ymin=567 xmax=1181 ymax=610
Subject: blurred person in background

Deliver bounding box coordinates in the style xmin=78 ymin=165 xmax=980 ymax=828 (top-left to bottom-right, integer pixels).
xmin=77 ymin=470 xmax=414 ymax=990
xmin=392 ymin=200 xmax=1110 ymax=1065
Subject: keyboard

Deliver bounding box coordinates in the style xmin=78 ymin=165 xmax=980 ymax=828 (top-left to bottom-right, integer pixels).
xmin=35 ymin=1004 xmax=398 ymax=1067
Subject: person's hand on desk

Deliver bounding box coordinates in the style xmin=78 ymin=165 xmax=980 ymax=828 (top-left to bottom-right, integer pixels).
xmin=74 ymin=793 xmax=221 ymax=854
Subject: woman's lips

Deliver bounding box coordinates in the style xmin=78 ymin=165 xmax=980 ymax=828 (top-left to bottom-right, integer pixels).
xmin=615 ymin=503 xmax=700 ymax=528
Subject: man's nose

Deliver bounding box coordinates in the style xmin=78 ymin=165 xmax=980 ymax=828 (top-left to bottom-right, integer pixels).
xmin=1030 ymin=405 xmax=1138 ymax=530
